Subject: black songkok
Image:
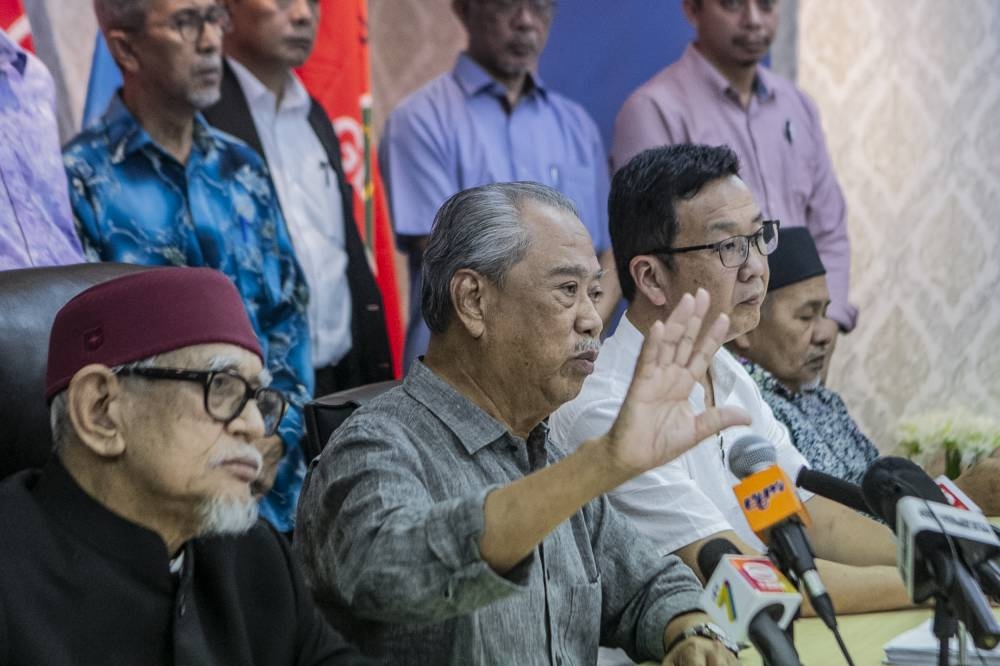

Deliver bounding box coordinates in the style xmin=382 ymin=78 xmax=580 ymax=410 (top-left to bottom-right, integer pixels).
xmin=767 ymin=227 xmax=826 ymax=292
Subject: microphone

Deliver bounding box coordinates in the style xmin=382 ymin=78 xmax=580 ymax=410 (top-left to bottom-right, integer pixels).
xmin=728 ymin=435 xmax=839 ymax=631
xmin=861 ymin=457 xmax=1000 ymax=649
xmin=698 ymin=538 xmax=802 ymax=666
xmin=795 ymin=467 xmax=874 ymax=517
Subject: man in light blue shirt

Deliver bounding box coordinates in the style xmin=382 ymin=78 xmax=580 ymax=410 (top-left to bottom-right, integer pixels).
xmin=62 ymin=0 xmax=311 ymax=533
xmin=379 ymin=0 xmax=617 ymax=369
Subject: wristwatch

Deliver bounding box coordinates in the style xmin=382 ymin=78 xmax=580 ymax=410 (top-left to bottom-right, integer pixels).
xmin=664 ymin=622 xmax=741 ymax=657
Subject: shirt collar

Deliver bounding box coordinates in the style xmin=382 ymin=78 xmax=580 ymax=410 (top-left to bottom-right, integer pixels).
xmin=0 ymin=29 xmax=27 ymax=75
xmin=684 ymin=42 xmax=774 ymax=102
xmin=227 ymin=56 xmax=310 ymax=115
xmin=452 ymin=52 xmax=546 ymax=100
xmin=103 ymin=92 xmax=216 ymax=164
xmin=403 ymin=360 xmax=516 ymax=456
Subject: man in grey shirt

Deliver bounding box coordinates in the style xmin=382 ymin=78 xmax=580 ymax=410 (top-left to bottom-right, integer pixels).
xmin=295 ymin=182 xmax=747 ymax=665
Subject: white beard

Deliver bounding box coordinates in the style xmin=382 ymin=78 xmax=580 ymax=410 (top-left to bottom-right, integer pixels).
xmin=196 ymin=495 xmax=259 ymax=536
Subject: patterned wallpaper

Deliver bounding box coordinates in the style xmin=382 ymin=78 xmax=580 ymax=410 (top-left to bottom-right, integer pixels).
xmin=797 ymin=0 xmax=1000 ymax=450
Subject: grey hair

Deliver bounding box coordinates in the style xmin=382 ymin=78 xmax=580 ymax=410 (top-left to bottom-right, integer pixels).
xmin=49 ymin=354 xmax=161 ymax=453
xmin=420 ymin=181 xmax=579 ymax=333
xmin=93 ymin=0 xmax=151 ymax=32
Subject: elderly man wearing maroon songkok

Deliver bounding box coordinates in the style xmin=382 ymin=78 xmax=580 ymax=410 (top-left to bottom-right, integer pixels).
xmin=0 ymin=267 xmax=369 ymax=665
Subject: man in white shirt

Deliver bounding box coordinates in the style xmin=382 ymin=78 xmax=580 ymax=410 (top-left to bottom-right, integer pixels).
xmin=204 ymin=0 xmax=392 ymax=396
xmin=550 ymin=144 xmax=911 ymax=626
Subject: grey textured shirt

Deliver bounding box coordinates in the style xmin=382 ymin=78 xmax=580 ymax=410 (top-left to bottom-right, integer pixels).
xmin=295 ymin=361 xmax=703 ymax=665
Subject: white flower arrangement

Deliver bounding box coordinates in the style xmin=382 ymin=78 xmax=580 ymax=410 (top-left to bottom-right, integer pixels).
xmin=896 ymin=407 xmax=1000 ymax=479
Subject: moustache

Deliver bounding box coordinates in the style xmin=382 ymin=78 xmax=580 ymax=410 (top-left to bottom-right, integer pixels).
xmin=573 ymin=338 xmax=601 ymax=355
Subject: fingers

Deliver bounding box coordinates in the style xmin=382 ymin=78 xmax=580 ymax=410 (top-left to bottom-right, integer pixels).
xmin=686 ymin=311 xmax=729 ymax=382
xmin=693 ymin=406 xmax=752 ymax=444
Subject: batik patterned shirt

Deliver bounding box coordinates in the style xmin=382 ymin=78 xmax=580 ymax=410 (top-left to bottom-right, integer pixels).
xmin=63 ymin=94 xmax=312 ymax=531
xmin=740 ymin=358 xmax=879 ymax=485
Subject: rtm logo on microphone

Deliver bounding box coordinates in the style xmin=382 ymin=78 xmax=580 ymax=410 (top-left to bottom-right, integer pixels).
xmin=742 ymin=479 xmax=786 ymax=512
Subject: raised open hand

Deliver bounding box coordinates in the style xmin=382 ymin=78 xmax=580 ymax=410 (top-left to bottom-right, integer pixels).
xmin=606 ymin=289 xmax=751 ymax=478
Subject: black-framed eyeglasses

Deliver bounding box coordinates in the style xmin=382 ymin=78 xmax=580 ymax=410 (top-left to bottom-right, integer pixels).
xmin=648 ymin=220 xmax=780 ymax=268
xmin=115 ymin=367 xmax=287 ymax=437
xmin=482 ymin=0 xmax=558 ymax=18
xmin=138 ymin=4 xmax=232 ymax=43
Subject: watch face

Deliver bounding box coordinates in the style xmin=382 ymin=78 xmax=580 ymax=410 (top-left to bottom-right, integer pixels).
xmin=700 ymin=624 xmax=741 ymax=654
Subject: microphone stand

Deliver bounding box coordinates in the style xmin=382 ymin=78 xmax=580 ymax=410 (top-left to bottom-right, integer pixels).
xmin=931 ymin=598 xmax=958 ymax=666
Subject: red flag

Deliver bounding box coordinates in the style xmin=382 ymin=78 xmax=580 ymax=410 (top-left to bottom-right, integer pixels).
xmin=298 ymin=0 xmax=403 ymax=377
xmin=0 ymin=0 xmax=33 ymax=52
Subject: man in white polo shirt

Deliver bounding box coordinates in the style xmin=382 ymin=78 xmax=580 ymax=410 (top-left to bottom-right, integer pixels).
xmin=550 ymin=145 xmax=910 ymax=641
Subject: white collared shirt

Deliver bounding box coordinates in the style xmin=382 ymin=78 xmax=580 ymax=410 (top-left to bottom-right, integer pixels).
xmin=228 ymin=57 xmax=351 ymax=368
xmin=550 ymin=312 xmax=812 ymax=554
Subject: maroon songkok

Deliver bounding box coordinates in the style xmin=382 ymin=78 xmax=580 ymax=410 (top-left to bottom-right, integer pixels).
xmin=45 ymin=267 xmax=262 ymax=400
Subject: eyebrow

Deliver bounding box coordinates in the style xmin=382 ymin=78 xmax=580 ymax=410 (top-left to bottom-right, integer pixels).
xmin=207 ymin=355 xmax=270 ymax=386
xmin=707 ymin=212 xmax=765 ymax=234
xmin=547 ymin=264 xmax=604 ymax=281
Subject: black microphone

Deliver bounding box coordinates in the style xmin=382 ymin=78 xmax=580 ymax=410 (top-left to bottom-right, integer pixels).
xmin=698 ymin=538 xmax=802 ymax=666
xmin=861 ymin=456 xmax=1000 ymax=649
xmin=728 ymin=435 xmax=839 ymax=632
xmin=795 ymin=467 xmax=875 ymax=518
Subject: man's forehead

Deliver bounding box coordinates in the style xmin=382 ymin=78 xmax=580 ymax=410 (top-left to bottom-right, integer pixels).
xmin=518 ymin=203 xmax=600 ymax=274
xmin=676 ymin=176 xmax=761 ymax=235
xmin=176 ymin=343 xmax=264 ymax=375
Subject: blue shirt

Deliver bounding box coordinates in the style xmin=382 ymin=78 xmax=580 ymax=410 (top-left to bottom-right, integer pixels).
xmin=63 ymin=94 xmax=313 ymax=531
xmin=379 ymin=54 xmax=611 ymax=368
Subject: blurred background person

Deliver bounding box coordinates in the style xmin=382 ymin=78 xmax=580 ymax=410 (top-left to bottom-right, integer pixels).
xmin=379 ymin=0 xmax=618 ymax=369
xmin=205 ymin=0 xmax=393 ymax=397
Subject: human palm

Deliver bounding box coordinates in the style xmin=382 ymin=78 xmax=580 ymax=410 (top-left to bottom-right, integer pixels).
xmin=609 ymin=289 xmax=751 ymax=476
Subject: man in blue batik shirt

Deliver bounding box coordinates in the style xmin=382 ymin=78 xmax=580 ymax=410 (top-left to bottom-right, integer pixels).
xmin=63 ymin=0 xmax=311 ymax=533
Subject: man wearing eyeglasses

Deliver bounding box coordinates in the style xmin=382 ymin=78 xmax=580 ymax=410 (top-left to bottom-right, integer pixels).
xmin=550 ymin=145 xmax=910 ymax=663
xmin=62 ymin=0 xmax=313 ymax=536
xmin=380 ymin=0 xmax=620 ymax=371
xmin=0 ymin=267 xmax=369 ymax=664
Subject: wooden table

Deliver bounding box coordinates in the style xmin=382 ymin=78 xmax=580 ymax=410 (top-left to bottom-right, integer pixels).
xmin=637 ymin=608 xmax=942 ymax=665
xmin=738 ymin=607 xmax=934 ymax=665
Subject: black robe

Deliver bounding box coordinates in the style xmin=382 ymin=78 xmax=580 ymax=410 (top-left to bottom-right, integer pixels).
xmin=0 ymin=459 xmax=371 ymax=665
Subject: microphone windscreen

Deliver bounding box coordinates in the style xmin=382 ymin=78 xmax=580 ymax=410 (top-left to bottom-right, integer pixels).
xmin=796 ymin=468 xmax=872 ymax=515
xmin=697 ymin=538 xmax=742 ymax=579
xmin=861 ymin=456 xmax=948 ymax=526
xmin=729 ymin=434 xmax=778 ymax=479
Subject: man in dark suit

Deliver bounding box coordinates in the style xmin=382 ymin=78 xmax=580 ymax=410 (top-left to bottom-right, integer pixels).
xmin=203 ymin=0 xmax=392 ymax=397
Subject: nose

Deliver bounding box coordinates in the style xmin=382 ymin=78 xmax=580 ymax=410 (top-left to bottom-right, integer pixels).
xmin=739 ymin=242 xmax=768 ymax=282
xmin=812 ymin=316 xmax=836 ymax=347
xmin=743 ymin=1 xmax=764 ymax=25
xmin=229 ymin=399 xmax=267 ymax=442
xmin=576 ymin=294 xmax=604 ymax=340
xmin=511 ymin=2 xmax=542 ymax=29
xmin=197 ymin=19 xmax=223 ymax=53
xmin=288 ymin=0 xmax=317 ymax=25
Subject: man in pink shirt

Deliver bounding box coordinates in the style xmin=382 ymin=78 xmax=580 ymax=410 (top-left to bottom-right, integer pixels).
xmin=612 ymin=0 xmax=855 ymax=347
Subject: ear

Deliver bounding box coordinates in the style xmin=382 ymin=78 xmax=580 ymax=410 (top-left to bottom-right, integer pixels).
xmin=449 ymin=268 xmax=491 ymax=339
xmin=106 ymin=29 xmax=141 ymax=75
xmin=66 ymin=365 xmax=128 ymax=459
xmin=629 ymin=255 xmax=669 ymax=307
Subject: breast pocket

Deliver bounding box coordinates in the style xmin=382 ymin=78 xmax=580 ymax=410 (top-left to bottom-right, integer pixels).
xmin=558 ymin=578 xmax=602 ymax=664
